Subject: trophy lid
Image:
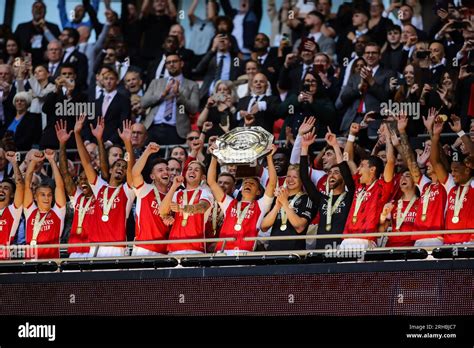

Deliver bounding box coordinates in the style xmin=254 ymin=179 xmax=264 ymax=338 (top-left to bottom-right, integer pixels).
xmin=214 ymin=126 xmax=274 ymax=165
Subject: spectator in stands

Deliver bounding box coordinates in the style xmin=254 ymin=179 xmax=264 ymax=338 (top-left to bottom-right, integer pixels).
xmin=0 ymin=64 xmax=17 ymax=133
xmin=236 ymin=73 xmax=281 ymax=133
xmin=6 ymin=92 xmax=41 ymax=151
xmin=4 ymin=37 xmax=25 ymax=66
xmin=107 ymin=145 xmax=124 ymax=167
xmin=367 ymin=0 xmax=393 ymax=47
xmin=124 ymin=71 xmax=144 ymax=97
xmin=45 ymin=41 xmax=63 ymax=80
xmin=220 ymin=0 xmax=262 ymax=59
xmin=314 ymin=52 xmax=340 ymax=102
xmin=341 ymin=34 xmax=370 ymax=87
xmin=58 ymin=0 xmax=100 ymax=30
xmin=169 ymin=146 xmax=187 ymax=163
xmin=267 ymin=0 xmax=292 ymax=47
xmin=340 ymin=42 xmax=396 ymax=136
xmin=139 ymin=0 xmax=177 ymax=63
xmin=280 ymin=70 xmax=337 ymax=138
xmin=195 ymin=33 xmax=242 ymax=102
xmin=41 ymin=63 xmax=88 ymax=149
xmin=85 ymin=142 xmax=100 ymax=171
xmin=278 ymin=37 xmax=318 ymax=95
xmin=114 ymin=40 xmax=141 ymax=87
xmin=168 ymin=24 xmax=194 ymax=79
xmin=381 ymin=25 xmax=405 ymax=73
xmin=336 ymin=8 xmax=370 ymax=68
xmin=250 ymin=33 xmax=280 ymax=93
xmin=14 ymin=1 xmax=61 ymax=65
xmin=187 ymin=0 xmax=217 ymax=62
xmin=293 ymin=11 xmax=335 ymax=59
xmin=198 ymin=80 xmax=237 ymax=139
xmin=146 ymin=35 xmax=179 ymax=86
xmin=142 ymin=53 xmax=199 ymax=145
xmin=58 ymin=28 xmax=88 ymax=91
xmin=131 ymin=123 xmax=148 ymax=158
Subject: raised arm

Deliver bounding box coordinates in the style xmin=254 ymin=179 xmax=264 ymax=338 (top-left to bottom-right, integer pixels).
xmin=45 ymin=149 xmax=66 ymax=208
xmin=260 ymin=200 xmax=281 ymax=232
xmin=24 ymin=151 xmax=44 ymax=208
xmin=90 ymin=116 xmax=109 ymax=181
xmin=383 ymin=124 xmax=395 ymax=183
xmin=55 ymin=119 xmax=76 ymax=197
xmin=74 ymin=114 xmax=97 ymax=185
xmin=449 ymin=114 xmax=474 ymax=156
xmin=430 ymin=118 xmax=449 ymax=183
xmin=117 ymin=120 xmax=135 ymax=188
xmin=300 ymin=129 xmax=322 ymax=205
xmin=207 ymin=150 xmax=225 ymax=203
xmin=290 ymin=116 xmax=316 ymax=164
xmin=393 ymin=113 xmax=422 ymax=184
xmin=132 ymin=142 xmax=160 ymax=188
xmin=159 ymin=175 xmax=184 ymax=216
xmin=5 ymin=151 xmax=24 ymax=208
xmin=325 ymin=127 xmax=343 ymax=163
xmin=188 ymin=0 xmax=199 ymax=25
xmin=264 ymin=145 xmax=278 ymax=198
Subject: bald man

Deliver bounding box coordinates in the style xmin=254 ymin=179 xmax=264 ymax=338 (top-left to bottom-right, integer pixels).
xmin=429 ymin=41 xmax=447 ymax=83
xmin=131 ymin=123 xmax=148 ymax=157
xmin=235 ymin=72 xmax=281 ymax=133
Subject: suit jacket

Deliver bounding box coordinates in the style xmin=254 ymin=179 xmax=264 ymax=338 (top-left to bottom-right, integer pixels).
xmin=293 ymin=34 xmax=336 ymax=58
xmin=0 ymin=85 xmax=17 ymax=137
xmin=9 ymin=112 xmax=42 ymax=151
xmin=14 ymin=21 xmax=61 ymax=65
xmin=60 ymin=49 xmax=89 ymax=91
xmin=278 ymin=64 xmax=313 ymax=95
xmin=194 ymin=50 xmax=242 ymax=100
xmin=93 ymin=92 xmax=131 ymax=144
xmin=235 ymin=95 xmax=281 ymax=133
xmin=40 ymin=88 xmax=89 ymax=149
xmin=141 ymin=77 xmax=199 ymax=139
xmin=339 ymin=66 xmax=396 ymax=134
xmin=255 ymin=48 xmax=283 ymax=95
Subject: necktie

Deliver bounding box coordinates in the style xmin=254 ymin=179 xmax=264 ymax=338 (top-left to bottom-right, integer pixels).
xmin=258 ymin=57 xmax=264 ymax=66
xmin=49 ymin=63 xmax=56 ymax=75
xmin=117 ymin=63 xmax=123 ymax=80
xmin=249 ymin=95 xmax=260 ymax=112
xmin=215 ymin=55 xmax=225 ymax=82
xmin=102 ymin=95 xmax=112 ymax=116
xmin=98 ymin=88 xmax=104 ymax=100
xmin=163 ymin=78 xmax=175 ymax=122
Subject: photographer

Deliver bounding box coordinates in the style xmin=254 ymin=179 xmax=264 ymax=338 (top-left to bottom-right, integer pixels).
xmin=197 ymin=80 xmax=237 ymax=139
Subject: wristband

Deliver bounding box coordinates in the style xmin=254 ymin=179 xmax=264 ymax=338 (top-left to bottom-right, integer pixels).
xmin=457 ymin=130 xmax=466 ymax=138
xmin=348 ymin=134 xmax=356 ymax=142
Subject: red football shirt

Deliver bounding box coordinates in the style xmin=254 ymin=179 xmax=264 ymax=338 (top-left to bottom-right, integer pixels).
xmin=0 ymin=204 xmax=22 ymax=259
xmin=344 ymin=175 xmax=394 ymax=240
xmin=24 ymin=203 xmax=65 ymax=259
xmin=167 ymin=186 xmax=213 ymax=253
xmin=386 ymin=198 xmax=418 ymax=247
xmin=215 ymin=194 xmax=273 ymax=252
xmin=134 ymin=183 xmax=170 ymax=253
xmin=413 ymin=175 xmax=446 ymax=240
xmin=68 ymin=188 xmax=97 ymax=255
xmin=90 ymin=176 xmax=135 ymax=243
xmin=443 ymin=175 xmax=474 ymax=244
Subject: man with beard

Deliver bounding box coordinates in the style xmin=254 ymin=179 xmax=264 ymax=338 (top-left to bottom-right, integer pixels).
xmin=430 ymin=115 xmax=474 ymax=245
xmin=131 ymin=143 xmax=172 ymax=256
xmin=259 ymin=148 xmax=289 ymax=189
xmin=0 ymin=151 xmax=24 ymax=258
xmin=292 ymin=11 xmax=335 ymax=59
xmin=299 ymin=128 xmax=355 ymax=250
xmin=160 ymin=161 xmax=214 ymax=254
xmin=24 ymin=149 xmax=66 ymax=259
xmin=55 ymin=120 xmax=97 ymax=258
xmin=75 ymin=115 xmax=136 ymax=257
xmin=207 ymin=145 xmax=277 ymax=255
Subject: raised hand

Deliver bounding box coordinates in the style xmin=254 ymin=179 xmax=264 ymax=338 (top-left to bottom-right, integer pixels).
xmin=5 ymin=151 xmax=17 ymax=164
xmin=276 ymin=187 xmax=289 ymax=206
xmin=44 ymin=149 xmax=56 ymax=162
xmin=301 ymin=128 xmax=316 ymax=149
xmin=172 ymin=175 xmax=184 ymax=188
xmin=74 ymin=114 xmax=87 ymax=134
xmin=90 ymin=116 xmax=105 ymax=140
xmin=202 ymin=121 xmax=213 ymax=133
xmin=422 ymin=107 xmax=437 ymax=133
xmin=395 ymin=112 xmax=408 ymax=133
xmin=380 ymin=202 xmax=394 ymax=221
xmin=118 ymin=119 xmax=133 ymax=143
xmin=325 ymin=127 xmax=338 ymax=148
xmin=267 ymin=143 xmax=278 ymax=158
xmin=448 ymin=114 xmax=462 ymax=133
xmin=31 ymin=150 xmax=45 ymax=163
xmin=433 ymin=118 xmax=444 ymax=136
xmin=55 ymin=119 xmax=73 ymax=144
xmin=162 ymin=215 xmax=175 ymax=226
xmin=298 ymin=116 xmax=316 ymax=136
xmin=349 ymin=122 xmax=360 ymax=135
xmin=145 ymin=142 xmax=160 ymax=155
xmin=417 ymin=142 xmax=431 ymax=167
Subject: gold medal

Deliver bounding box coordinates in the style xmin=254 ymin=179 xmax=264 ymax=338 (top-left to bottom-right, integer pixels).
xmin=234 ymin=224 xmax=242 ymax=231
xmin=280 ymin=224 xmax=287 ymax=231
xmin=181 ymin=218 xmax=188 ymax=227
xmin=30 ymin=240 xmax=37 ymax=246
xmin=101 ymin=215 xmax=109 ymax=222
xmin=77 ymin=226 xmax=83 ymax=234
xmin=421 ymin=214 xmax=426 ymax=222
xmin=352 ymin=216 xmax=357 ymax=224
xmin=452 ymin=216 xmax=459 ymax=224
xmin=326 ymin=224 xmax=331 ymax=232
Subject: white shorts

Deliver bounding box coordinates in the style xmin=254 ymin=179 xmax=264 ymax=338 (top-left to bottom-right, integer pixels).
xmin=131 ymin=246 xmax=164 ymax=256
xmin=339 ymin=238 xmax=376 ymax=250
xmin=89 ymin=246 xmax=126 ymax=258
xmin=69 ymin=252 xmax=90 ymax=258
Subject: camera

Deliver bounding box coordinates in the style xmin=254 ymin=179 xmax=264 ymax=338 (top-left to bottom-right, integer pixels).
xmin=213 ymin=93 xmax=226 ymax=102
xmin=415 ymin=50 xmax=429 ymax=59
xmin=302 ymin=84 xmax=311 ymax=92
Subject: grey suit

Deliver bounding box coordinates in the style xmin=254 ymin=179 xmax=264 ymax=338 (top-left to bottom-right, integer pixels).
xmin=293 ymin=34 xmax=336 ymax=58
xmin=141 ymin=77 xmax=199 ymax=140
xmin=339 ymin=67 xmax=396 ymax=136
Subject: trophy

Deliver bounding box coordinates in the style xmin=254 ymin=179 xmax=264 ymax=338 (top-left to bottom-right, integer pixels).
xmin=213 ymin=126 xmax=274 ymax=178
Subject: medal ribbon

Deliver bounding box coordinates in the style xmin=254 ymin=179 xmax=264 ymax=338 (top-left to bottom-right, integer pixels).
xmin=326 ymin=190 xmax=346 ymax=229
xmin=352 ymin=181 xmax=376 ymax=222
xmin=421 ymin=184 xmax=431 ymax=220
xmin=235 ymin=201 xmax=253 ymax=228
xmin=102 ymin=185 xmax=121 ymax=218
xmin=182 ymin=189 xmax=200 ymax=222
xmin=395 ymin=195 xmax=416 ymax=231
xmin=453 ymin=179 xmax=471 ymax=220
xmin=77 ymin=195 xmax=93 ymax=233
xmin=280 ymin=193 xmax=302 ymax=228
xmin=31 ymin=210 xmax=49 ymax=244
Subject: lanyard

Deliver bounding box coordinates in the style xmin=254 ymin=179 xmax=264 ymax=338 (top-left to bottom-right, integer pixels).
xmin=395 ymin=196 xmax=416 ymax=231
xmin=234 ymin=201 xmax=253 ymax=231
xmin=181 ymin=189 xmax=200 ymax=226
xmin=280 ymin=193 xmax=302 ymax=231
xmin=77 ymin=195 xmax=93 ymax=234
xmin=101 ymin=185 xmax=121 ymax=221
xmin=326 ymin=190 xmax=346 ymax=231
xmin=31 ymin=210 xmax=49 ymax=245
xmin=352 ymin=180 xmax=376 ymax=223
